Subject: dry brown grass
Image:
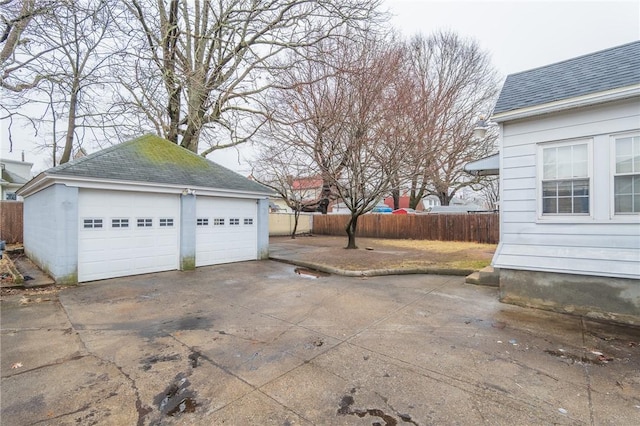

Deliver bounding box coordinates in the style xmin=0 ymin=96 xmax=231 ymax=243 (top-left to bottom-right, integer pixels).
xmin=273 ymin=236 xmax=496 ymax=271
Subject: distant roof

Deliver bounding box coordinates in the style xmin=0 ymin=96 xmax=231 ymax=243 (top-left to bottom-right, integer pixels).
xmin=1 ymin=168 xmax=28 ymax=185
xmin=38 ymin=134 xmax=271 ymax=194
xmin=292 ymin=177 xmax=323 ymax=190
xmin=494 ymin=41 xmax=640 ymax=115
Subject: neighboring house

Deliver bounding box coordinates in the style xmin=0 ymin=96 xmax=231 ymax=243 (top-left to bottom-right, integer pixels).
xmin=17 ymin=135 xmax=273 ymax=284
xmin=1 ymin=158 xmax=33 ymax=201
xmin=491 ymin=41 xmax=640 ymax=324
xmin=383 ymin=194 xmax=427 ymax=211
xmin=292 ymin=176 xmax=324 ymax=201
xmin=422 ymin=195 xmax=441 ymax=210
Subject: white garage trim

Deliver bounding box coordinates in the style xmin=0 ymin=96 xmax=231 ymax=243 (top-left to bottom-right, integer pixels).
xmin=78 ymin=189 xmax=180 ymax=282
xmin=196 ymin=197 xmax=257 ymax=267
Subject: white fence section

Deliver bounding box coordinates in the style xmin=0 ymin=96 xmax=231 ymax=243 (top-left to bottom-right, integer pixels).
xmin=269 ymin=213 xmax=313 ymax=236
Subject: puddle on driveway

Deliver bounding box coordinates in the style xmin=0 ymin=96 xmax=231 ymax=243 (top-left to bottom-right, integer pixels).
xmin=294 ymin=267 xmax=330 ymax=278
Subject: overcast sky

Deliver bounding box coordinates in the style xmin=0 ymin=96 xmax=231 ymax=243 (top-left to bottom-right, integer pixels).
xmin=1 ymin=0 xmax=639 ymax=174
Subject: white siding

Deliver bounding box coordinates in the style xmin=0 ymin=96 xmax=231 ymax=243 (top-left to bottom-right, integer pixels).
xmin=494 ymin=98 xmax=640 ymax=279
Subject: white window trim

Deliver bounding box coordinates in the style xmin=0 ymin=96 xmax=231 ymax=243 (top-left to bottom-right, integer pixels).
xmin=111 ymin=218 xmax=130 ymax=229
xmin=536 ymin=138 xmax=594 ymax=222
xmin=159 ymin=217 xmax=175 ymax=227
xmin=136 ymin=218 xmax=153 ymax=228
xmin=82 ymin=218 xmax=104 ymax=230
xmin=609 ymin=131 xmax=640 ymax=222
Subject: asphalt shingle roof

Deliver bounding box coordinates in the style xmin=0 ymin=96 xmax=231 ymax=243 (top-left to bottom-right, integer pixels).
xmin=1 ymin=168 xmax=27 ymax=185
xmin=494 ymin=41 xmax=640 ymax=115
xmin=47 ymin=134 xmax=271 ymax=194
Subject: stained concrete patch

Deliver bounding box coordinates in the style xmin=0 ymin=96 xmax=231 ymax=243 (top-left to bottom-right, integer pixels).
xmin=1 ymin=356 xmax=137 ymax=425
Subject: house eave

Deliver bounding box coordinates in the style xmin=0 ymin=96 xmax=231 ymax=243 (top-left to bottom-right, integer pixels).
xmin=17 ymin=173 xmax=273 ymax=199
xmin=492 ymin=84 xmax=640 ymax=123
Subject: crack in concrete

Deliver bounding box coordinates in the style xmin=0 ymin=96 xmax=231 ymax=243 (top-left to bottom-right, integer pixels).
xmin=167 ymin=333 xmax=316 ymax=424
xmin=56 ymin=296 xmax=151 ymax=426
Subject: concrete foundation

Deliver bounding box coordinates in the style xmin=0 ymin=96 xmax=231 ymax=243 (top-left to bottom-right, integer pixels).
xmin=500 ymin=269 xmax=640 ymax=326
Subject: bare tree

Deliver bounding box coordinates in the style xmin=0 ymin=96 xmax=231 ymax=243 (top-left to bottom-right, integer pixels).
xmin=0 ymin=0 xmax=60 ymax=91
xmin=404 ymin=31 xmax=499 ymax=206
xmin=114 ymin=0 xmax=383 ymax=159
xmin=2 ymin=0 xmax=121 ymax=165
xmin=251 ymin=143 xmax=319 ymax=238
xmin=479 ymin=176 xmax=499 ymax=210
xmin=261 ymin=34 xmax=405 ymax=249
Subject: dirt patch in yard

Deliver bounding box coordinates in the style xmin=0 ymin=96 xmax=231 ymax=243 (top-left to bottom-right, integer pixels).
xmin=271 ymin=235 xmax=496 ymax=271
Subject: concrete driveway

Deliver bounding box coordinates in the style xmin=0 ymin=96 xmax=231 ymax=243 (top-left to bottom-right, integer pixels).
xmin=2 ymin=260 xmax=639 ymax=425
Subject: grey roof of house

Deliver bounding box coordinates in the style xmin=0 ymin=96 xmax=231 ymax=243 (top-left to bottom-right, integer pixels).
xmin=45 ymin=134 xmax=271 ymax=194
xmin=1 ymin=168 xmax=28 ymax=185
xmin=494 ymin=41 xmax=640 ymax=115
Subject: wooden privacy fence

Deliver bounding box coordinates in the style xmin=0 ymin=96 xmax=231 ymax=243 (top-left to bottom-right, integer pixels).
xmin=0 ymin=201 xmax=23 ymax=244
xmin=313 ymin=213 xmax=499 ymax=244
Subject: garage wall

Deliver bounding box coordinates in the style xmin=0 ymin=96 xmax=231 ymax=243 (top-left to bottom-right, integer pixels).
xmin=180 ymin=193 xmax=196 ymax=270
xmin=24 ymin=184 xmax=78 ymax=283
xmin=257 ymin=198 xmax=269 ymax=259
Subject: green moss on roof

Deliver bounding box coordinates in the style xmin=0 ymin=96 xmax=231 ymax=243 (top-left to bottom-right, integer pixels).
xmin=46 ymin=134 xmax=271 ymax=194
xmin=131 ymin=134 xmax=211 ymax=169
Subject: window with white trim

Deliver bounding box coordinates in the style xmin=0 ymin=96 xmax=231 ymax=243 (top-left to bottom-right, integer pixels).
xmin=229 ymin=218 xmax=240 ymax=225
xmin=111 ymin=218 xmax=129 ymax=228
xmin=213 ymin=218 xmax=225 ymax=226
xmin=613 ymin=134 xmax=640 ymax=214
xmin=83 ymin=219 xmax=103 ymax=229
xmin=540 ymin=141 xmax=590 ymax=215
xmin=159 ymin=218 xmax=174 ymax=227
xmin=137 ymin=218 xmax=153 ymax=227
xmin=197 ymin=218 xmax=209 ymax=226
xmin=243 ymin=218 xmax=253 ymax=225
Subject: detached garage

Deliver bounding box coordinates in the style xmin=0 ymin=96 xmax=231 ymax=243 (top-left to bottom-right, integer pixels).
xmin=17 ymin=135 xmax=272 ymax=283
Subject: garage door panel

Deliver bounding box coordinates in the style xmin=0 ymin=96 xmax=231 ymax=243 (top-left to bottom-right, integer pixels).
xmin=196 ymin=197 xmax=257 ymax=267
xmin=78 ymin=190 xmax=179 ymax=282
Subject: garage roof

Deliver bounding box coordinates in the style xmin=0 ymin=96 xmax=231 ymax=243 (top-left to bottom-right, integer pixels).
xmin=21 ymin=134 xmax=272 ymax=195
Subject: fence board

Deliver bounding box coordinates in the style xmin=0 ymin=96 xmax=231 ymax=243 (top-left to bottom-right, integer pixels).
xmin=0 ymin=201 xmax=24 ymax=244
xmin=312 ymin=213 xmax=499 ymax=244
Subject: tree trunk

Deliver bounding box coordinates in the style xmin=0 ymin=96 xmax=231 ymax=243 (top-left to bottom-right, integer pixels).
xmin=391 ymin=187 xmax=400 ymax=210
xmin=291 ymin=209 xmax=300 ymax=239
xmin=345 ymin=214 xmax=359 ymax=249
xmin=438 ymin=191 xmax=452 ymax=206
xmin=59 ymin=82 xmax=80 ymax=164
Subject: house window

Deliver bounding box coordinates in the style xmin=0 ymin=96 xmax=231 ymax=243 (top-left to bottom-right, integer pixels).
xmin=613 ymin=134 xmax=640 ymax=214
xmin=197 ymin=218 xmax=209 ymax=226
xmin=137 ymin=218 xmax=153 ymax=227
xmin=244 ymin=218 xmax=254 ymax=225
xmin=229 ymin=218 xmax=240 ymax=225
xmin=111 ymin=218 xmax=129 ymax=228
xmin=159 ymin=218 xmax=174 ymax=227
xmin=83 ymin=219 xmax=103 ymax=229
xmin=540 ymin=141 xmax=590 ymax=215
xmin=5 ymin=192 xmax=16 ymax=200
xmin=213 ymin=218 xmax=225 ymax=226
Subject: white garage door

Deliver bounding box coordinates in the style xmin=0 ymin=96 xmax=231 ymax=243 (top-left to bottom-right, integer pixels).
xmin=196 ymin=197 xmax=257 ymax=267
xmin=78 ymin=190 xmax=180 ymax=282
